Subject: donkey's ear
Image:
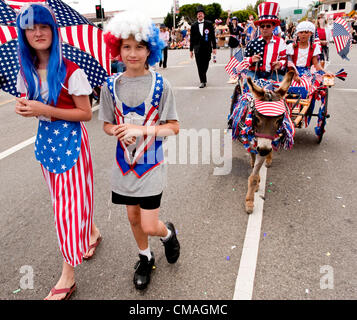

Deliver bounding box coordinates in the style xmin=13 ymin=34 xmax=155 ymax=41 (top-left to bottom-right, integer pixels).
xmin=247 ymin=77 xmax=265 ymax=99
xmin=274 ymin=71 xmax=295 ymax=98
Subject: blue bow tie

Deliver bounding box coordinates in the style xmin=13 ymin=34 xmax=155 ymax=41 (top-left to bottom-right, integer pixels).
xmin=122 ymin=102 xmax=145 ymax=116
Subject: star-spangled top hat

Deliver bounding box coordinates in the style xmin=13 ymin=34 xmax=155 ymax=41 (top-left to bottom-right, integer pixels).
xmin=254 ymin=2 xmax=281 ymax=26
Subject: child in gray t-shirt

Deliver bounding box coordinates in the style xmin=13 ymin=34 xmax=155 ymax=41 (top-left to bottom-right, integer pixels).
xmin=100 ymin=11 xmax=181 ymax=291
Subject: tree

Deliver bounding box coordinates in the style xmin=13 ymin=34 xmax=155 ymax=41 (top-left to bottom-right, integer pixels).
xmin=231 ymin=9 xmax=257 ymax=23
xmin=204 ymin=2 xmax=223 ymax=22
xmin=179 ymin=3 xmax=201 ymax=24
xmin=254 ymin=0 xmax=266 ymax=14
xmin=175 ymin=2 xmax=223 ymax=25
xmin=164 ymin=12 xmax=173 ymax=29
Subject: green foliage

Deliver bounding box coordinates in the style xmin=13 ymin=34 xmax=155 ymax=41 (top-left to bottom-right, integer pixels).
xmin=175 ymin=2 xmax=223 ymax=25
xmin=204 ymin=2 xmax=223 ymax=22
xmin=231 ymin=9 xmax=257 ymax=23
xmin=179 ymin=3 xmax=201 ymax=24
xmin=254 ymin=0 xmax=267 ymax=13
xmin=220 ymin=11 xmax=228 ymax=22
xmin=164 ymin=12 xmax=174 ymax=29
xmin=165 ymin=0 xmax=265 ymax=27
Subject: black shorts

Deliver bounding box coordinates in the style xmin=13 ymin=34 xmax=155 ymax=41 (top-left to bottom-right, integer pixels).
xmin=112 ymin=191 xmax=162 ymax=210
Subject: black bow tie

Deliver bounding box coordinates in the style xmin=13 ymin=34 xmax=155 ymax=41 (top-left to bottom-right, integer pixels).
xmin=198 ymin=21 xmax=204 ymax=24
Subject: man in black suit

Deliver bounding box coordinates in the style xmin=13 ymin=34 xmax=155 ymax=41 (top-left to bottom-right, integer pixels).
xmin=189 ymin=6 xmax=216 ymax=88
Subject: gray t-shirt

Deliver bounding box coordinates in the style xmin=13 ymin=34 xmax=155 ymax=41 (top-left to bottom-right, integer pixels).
xmin=98 ymin=70 xmax=178 ymax=197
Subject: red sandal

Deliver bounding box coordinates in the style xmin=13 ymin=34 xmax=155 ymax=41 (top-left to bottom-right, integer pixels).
xmin=47 ymin=283 xmax=76 ymax=300
xmin=83 ymin=235 xmax=102 ymax=260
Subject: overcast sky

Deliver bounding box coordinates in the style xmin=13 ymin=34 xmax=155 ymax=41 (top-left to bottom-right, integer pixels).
xmin=64 ymin=0 xmax=312 ymax=18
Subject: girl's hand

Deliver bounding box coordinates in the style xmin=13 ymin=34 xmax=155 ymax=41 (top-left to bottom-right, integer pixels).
xmin=293 ymin=74 xmax=301 ymax=84
xmin=324 ymin=71 xmax=334 ymax=78
xmin=112 ymin=123 xmax=144 ymax=141
xmin=15 ymin=98 xmax=45 ymax=118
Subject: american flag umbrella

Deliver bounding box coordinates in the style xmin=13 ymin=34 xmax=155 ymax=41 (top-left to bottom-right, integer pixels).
xmin=332 ymin=17 xmax=352 ymax=60
xmin=0 ymin=0 xmax=110 ymax=96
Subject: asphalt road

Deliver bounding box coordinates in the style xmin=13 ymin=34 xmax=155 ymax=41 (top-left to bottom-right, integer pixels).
xmin=0 ymin=44 xmax=356 ymax=300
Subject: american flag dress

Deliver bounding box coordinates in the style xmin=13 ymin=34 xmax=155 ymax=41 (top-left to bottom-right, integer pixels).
xmin=40 ymin=121 xmax=93 ymax=267
xmin=18 ymin=60 xmax=93 ymax=267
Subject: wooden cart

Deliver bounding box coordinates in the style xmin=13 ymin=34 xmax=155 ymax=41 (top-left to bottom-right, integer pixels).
xmin=285 ymin=75 xmax=334 ymax=143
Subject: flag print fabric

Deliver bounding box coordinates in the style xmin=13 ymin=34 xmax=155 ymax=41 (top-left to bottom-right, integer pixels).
xmin=41 ymin=122 xmax=93 ymax=267
xmin=333 ymin=17 xmax=352 ymax=60
xmin=0 ymin=0 xmax=110 ymax=96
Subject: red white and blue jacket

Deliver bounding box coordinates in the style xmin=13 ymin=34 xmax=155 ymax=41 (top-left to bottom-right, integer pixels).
xmin=244 ymin=35 xmax=287 ymax=73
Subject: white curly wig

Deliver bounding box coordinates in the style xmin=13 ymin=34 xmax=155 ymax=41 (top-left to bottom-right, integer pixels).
xmin=105 ymin=11 xmax=152 ymax=42
xmin=104 ymin=11 xmax=165 ymax=65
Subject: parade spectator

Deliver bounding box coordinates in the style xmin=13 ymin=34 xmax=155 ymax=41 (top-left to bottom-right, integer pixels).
xmin=286 ymin=22 xmax=296 ymax=44
xmin=226 ymin=13 xmax=244 ymax=84
xmin=159 ymin=25 xmax=169 ymax=68
xmin=101 ymin=11 xmax=181 ymax=291
xmin=273 ymin=24 xmax=282 ymax=37
xmin=226 ymin=14 xmax=244 ymax=57
xmin=246 ymin=14 xmax=257 ymax=43
xmin=316 ymin=13 xmax=332 ymax=67
xmin=351 ymin=15 xmax=357 ymax=44
xmin=189 ymin=5 xmax=216 ymax=88
xmin=181 ymin=26 xmax=187 ymax=39
xmin=111 ymin=56 xmax=126 ymax=73
xmin=15 ymin=3 xmax=101 ymax=300
xmin=240 ymin=22 xmax=247 ymax=47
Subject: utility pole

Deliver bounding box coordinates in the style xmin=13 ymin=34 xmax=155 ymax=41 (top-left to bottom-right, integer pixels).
xmin=100 ymin=0 xmax=104 ymax=27
xmin=173 ymin=0 xmax=176 ymax=29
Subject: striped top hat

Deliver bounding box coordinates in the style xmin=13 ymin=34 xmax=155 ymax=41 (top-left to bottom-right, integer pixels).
xmin=255 ymin=100 xmax=286 ymax=116
xmin=255 ymin=2 xmax=281 ymax=26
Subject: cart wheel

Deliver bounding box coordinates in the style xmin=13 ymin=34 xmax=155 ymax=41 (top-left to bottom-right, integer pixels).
xmin=317 ymin=88 xmax=329 ymax=144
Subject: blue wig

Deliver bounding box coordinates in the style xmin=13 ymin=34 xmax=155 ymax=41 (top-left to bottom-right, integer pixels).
xmin=146 ymin=23 xmax=165 ymax=66
xmin=16 ymin=4 xmax=66 ymax=105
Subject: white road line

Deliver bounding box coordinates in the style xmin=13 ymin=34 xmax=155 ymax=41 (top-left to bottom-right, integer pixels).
xmin=0 ymin=136 xmax=36 ymax=161
xmin=173 ymin=86 xmax=233 ymax=90
xmin=233 ymin=164 xmax=268 ymax=300
xmin=333 ymin=88 xmax=357 ymax=92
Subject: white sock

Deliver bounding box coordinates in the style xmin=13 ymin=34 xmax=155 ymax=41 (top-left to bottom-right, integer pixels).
xmin=139 ymin=247 xmax=152 ymax=260
xmin=161 ymin=228 xmax=172 ymax=242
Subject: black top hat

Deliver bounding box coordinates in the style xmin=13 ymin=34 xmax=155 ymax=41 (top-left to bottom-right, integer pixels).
xmin=196 ymin=5 xmax=205 ymax=14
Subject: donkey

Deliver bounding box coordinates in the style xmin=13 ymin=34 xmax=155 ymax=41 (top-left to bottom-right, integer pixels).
xmin=230 ymin=71 xmax=295 ymax=214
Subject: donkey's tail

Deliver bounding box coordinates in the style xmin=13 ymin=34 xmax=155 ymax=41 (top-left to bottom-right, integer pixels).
xmin=228 ymin=82 xmax=242 ymax=129
xmin=229 ymin=83 xmax=242 ymax=116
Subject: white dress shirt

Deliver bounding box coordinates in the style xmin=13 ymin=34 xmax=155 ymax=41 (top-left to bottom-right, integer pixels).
xmin=198 ymin=19 xmax=204 ymax=36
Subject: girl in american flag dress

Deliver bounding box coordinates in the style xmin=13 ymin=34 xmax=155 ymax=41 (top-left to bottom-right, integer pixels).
xmin=14 ymin=3 xmax=101 ymax=300
xmin=286 ymin=21 xmax=334 ymax=86
xmin=100 ymin=11 xmax=181 ymax=291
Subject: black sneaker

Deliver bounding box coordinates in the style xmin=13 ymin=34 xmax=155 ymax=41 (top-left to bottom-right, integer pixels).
xmin=133 ymin=252 xmax=155 ymax=290
xmin=161 ymin=222 xmax=180 ymax=264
